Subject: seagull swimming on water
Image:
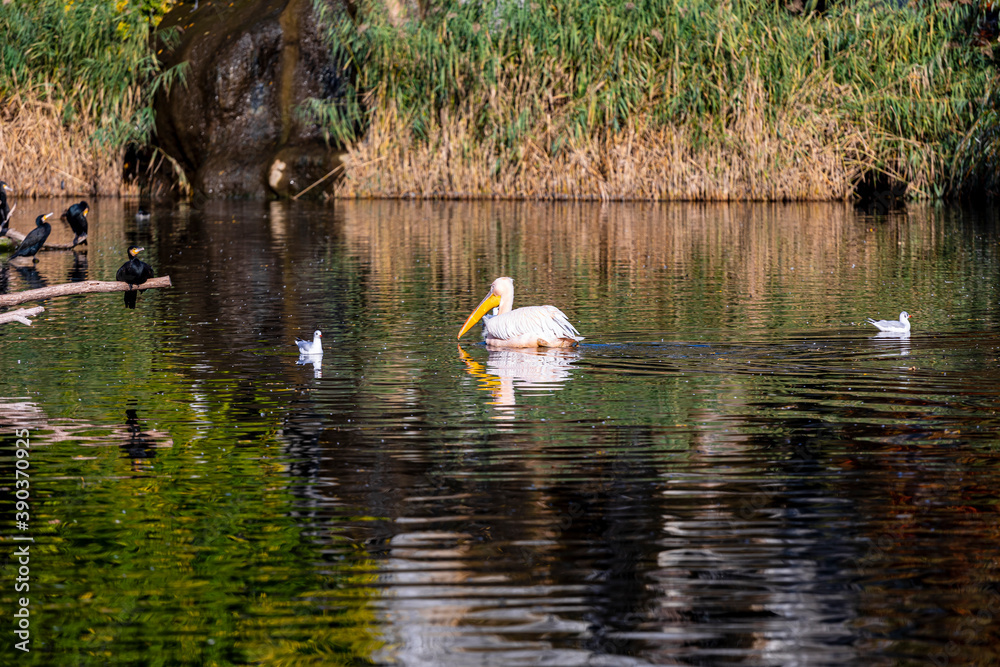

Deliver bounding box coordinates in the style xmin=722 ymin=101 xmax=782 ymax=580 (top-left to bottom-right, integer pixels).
xmin=866 ymin=311 xmax=911 ymax=334
xmin=296 ymin=330 xmax=323 ymax=355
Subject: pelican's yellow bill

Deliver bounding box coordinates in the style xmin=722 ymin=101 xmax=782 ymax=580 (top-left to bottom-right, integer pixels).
xmin=458 ymin=293 xmax=501 ymax=339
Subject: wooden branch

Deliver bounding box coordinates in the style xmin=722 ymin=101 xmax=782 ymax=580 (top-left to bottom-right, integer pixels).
xmin=0 ymin=277 xmax=172 ymax=307
xmin=290 ymin=155 xmax=384 ymax=201
xmin=4 ymin=228 xmax=86 ymax=250
xmin=292 ymin=163 xmax=344 ymax=201
xmin=0 ymin=306 xmax=44 ymax=326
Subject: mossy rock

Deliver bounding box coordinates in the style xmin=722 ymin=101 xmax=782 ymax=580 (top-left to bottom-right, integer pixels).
xmin=153 ymin=0 xmax=351 ymax=199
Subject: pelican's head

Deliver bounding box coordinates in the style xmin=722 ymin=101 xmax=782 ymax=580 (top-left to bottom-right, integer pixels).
xmin=491 ymin=276 xmax=514 ymax=300
xmin=128 ymin=246 xmax=145 ymax=258
xmin=458 ymin=276 xmax=513 ymax=339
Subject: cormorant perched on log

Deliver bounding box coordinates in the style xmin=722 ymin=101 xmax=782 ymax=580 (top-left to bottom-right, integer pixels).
xmin=0 ymin=182 xmax=13 ymax=237
xmin=9 ymin=213 xmax=54 ymax=261
xmin=61 ymin=201 xmax=89 ymax=245
xmin=115 ymin=246 xmax=154 ymax=309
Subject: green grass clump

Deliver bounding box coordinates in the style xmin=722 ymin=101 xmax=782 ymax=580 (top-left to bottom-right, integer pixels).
xmin=306 ymin=0 xmax=997 ymax=199
xmin=0 ymin=0 xmax=182 ymax=194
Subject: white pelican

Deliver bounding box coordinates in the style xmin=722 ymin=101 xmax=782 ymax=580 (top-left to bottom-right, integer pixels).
xmin=866 ymin=311 xmax=910 ymax=333
xmin=296 ymin=330 xmax=323 ymax=355
xmin=457 ymin=277 xmax=583 ymax=348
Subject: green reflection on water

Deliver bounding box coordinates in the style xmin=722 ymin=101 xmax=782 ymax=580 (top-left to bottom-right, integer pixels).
xmin=1 ymin=199 xmax=999 ymax=665
xmin=1 ymin=369 xmax=381 ymax=664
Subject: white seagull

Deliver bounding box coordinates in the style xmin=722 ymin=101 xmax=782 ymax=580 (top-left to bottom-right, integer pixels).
xmin=295 ymin=330 xmax=323 ymax=355
xmin=866 ymin=311 xmax=911 ymax=334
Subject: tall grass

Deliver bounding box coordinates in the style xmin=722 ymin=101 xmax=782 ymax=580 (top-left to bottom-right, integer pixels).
xmin=0 ymin=0 xmax=182 ymax=196
xmin=306 ymin=0 xmax=996 ymax=200
xmin=952 ymin=88 xmax=1000 ymax=194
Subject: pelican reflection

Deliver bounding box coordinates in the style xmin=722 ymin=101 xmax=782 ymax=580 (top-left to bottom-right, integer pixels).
xmin=458 ymin=344 xmax=579 ymax=415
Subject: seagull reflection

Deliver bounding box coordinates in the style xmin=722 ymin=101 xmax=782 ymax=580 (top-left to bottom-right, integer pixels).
xmin=872 ymin=330 xmax=910 ymax=356
xmin=297 ymin=354 xmax=322 ymax=378
xmin=459 ymin=344 xmax=578 ymax=416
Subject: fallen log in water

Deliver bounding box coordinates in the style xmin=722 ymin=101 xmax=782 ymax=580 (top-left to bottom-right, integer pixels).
xmin=0 ymin=305 xmax=44 ymax=326
xmin=0 ymin=276 xmax=172 ymax=307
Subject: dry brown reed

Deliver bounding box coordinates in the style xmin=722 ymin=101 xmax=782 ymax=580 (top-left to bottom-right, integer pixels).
xmin=0 ymin=90 xmax=138 ymax=198
xmin=313 ymin=0 xmax=989 ymax=202
xmin=335 ymin=74 xmax=907 ymax=201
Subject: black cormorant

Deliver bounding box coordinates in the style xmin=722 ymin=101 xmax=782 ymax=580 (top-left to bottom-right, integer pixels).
xmin=61 ymin=200 xmax=89 ymax=245
xmin=9 ymin=213 xmax=54 ymax=261
xmin=116 ymin=245 xmax=154 ymax=309
xmin=0 ymin=181 xmax=13 ymax=236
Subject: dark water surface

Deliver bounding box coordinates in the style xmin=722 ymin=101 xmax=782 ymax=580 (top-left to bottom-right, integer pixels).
xmin=1 ymin=200 xmax=999 ymax=666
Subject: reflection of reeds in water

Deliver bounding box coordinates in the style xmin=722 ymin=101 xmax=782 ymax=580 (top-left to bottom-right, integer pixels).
xmin=340 ymin=200 xmax=977 ymax=333
xmin=338 ymin=199 xmax=904 ymax=283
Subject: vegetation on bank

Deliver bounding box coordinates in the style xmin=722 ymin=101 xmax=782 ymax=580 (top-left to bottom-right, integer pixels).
xmin=1 ymin=0 xmax=998 ymax=200
xmin=0 ymin=0 xmax=179 ymax=196
xmin=307 ymin=0 xmax=999 ymax=200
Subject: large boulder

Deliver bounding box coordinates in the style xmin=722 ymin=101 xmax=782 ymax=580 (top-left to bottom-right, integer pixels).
xmin=153 ymin=0 xmax=350 ymax=199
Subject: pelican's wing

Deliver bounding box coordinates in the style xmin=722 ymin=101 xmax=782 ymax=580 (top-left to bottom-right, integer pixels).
xmin=486 ymin=306 xmax=583 ymax=342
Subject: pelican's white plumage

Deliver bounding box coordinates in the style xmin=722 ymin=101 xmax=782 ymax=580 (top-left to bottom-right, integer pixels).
xmin=296 ymin=330 xmax=323 ymax=355
xmin=481 ymin=307 xmax=498 ymax=339
xmin=458 ymin=277 xmax=583 ymax=348
xmin=866 ymin=311 xmax=911 ymax=333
